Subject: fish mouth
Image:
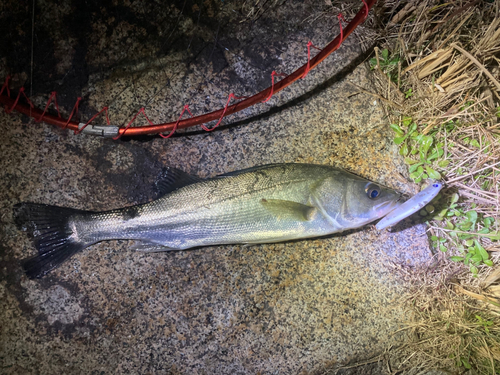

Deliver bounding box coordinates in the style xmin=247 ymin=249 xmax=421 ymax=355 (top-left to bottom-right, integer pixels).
xmin=374 ymin=196 xmax=402 ymax=217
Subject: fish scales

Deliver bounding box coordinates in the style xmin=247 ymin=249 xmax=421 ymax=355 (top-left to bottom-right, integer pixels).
xmin=79 ymin=165 xmax=335 ymax=248
xmin=14 ymin=163 xmax=400 ymax=278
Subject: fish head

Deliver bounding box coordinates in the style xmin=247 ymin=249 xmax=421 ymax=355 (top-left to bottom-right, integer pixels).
xmin=314 ymin=175 xmax=401 ymax=229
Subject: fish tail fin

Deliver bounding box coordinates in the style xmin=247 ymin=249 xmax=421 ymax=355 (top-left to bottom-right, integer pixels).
xmin=13 ymin=203 xmax=90 ymax=279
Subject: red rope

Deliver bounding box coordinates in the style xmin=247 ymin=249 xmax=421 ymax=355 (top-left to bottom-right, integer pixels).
xmin=362 ymin=0 xmax=369 ymax=20
xmin=159 ymin=105 xmax=191 ymax=139
xmin=261 ymin=71 xmax=286 ymax=103
xmin=113 ymin=107 xmax=155 ymax=140
xmin=5 ymin=88 xmax=34 ymax=114
xmin=74 ymin=107 xmax=110 ymax=135
xmin=36 ymin=91 xmax=61 ymax=122
xmin=63 ymin=97 xmax=82 ymax=129
xmin=338 ymin=13 xmax=346 ymax=47
xmin=201 ymin=93 xmax=248 ymax=131
xmin=302 ymin=41 xmax=322 ymax=79
xmin=0 ymin=75 xmax=10 ymax=97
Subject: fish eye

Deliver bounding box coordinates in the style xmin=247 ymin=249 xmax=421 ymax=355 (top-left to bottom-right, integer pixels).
xmin=365 ymin=184 xmax=381 ymax=199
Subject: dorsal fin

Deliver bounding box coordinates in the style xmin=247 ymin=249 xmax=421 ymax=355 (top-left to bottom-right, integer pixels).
xmin=217 ymin=163 xmax=283 ymax=177
xmin=155 ymin=167 xmax=202 ymax=196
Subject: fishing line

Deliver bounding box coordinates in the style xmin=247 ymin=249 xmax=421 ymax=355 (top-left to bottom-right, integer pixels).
xmin=30 ymin=0 xmax=35 ymax=119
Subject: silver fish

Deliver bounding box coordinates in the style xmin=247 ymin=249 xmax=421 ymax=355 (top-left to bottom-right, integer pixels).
xmin=14 ymin=163 xmax=400 ymax=278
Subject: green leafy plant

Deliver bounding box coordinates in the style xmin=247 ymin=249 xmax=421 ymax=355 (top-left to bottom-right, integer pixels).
xmin=428 ymin=195 xmax=498 ymax=276
xmin=390 ymin=115 xmax=498 ymax=275
xmin=369 ymin=49 xmax=400 ymax=82
xmin=474 ymin=314 xmax=494 ymax=334
xmin=425 ymin=192 xmax=499 ymax=276
xmin=390 ymin=117 xmax=444 ymax=183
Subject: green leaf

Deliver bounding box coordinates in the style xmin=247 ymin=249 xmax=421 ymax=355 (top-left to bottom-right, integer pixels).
xmin=425 ymin=166 xmax=441 ymax=179
xmin=478 ymin=227 xmax=490 ymax=234
xmin=484 ymin=259 xmax=493 ymax=267
xmin=459 ymin=221 xmax=473 ymax=231
xmin=402 ymin=117 xmax=412 ymax=127
xmin=409 ymin=162 xmax=423 ymax=173
xmin=462 ymin=358 xmax=472 ymax=370
xmin=399 ymin=142 xmax=409 ymax=156
xmin=419 ymin=135 xmax=433 ymax=159
xmin=475 ymin=240 xmax=489 ymax=261
xmin=451 ymin=193 xmax=459 ymax=204
xmin=427 ymin=148 xmax=443 ymax=161
xmin=486 ymin=232 xmax=500 ymax=240
xmin=483 ymin=217 xmax=493 ymax=227
xmin=394 ymin=137 xmax=405 ymax=145
xmin=470 ymin=139 xmax=480 ymax=148
xmin=450 ymin=256 xmax=464 ymax=262
xmin=405 ymin=158 xmax=419 ymax=165
xmin=390 ymin=123 xmax=405 ymax=136
xmin=471 ymin=253 xmax=483 ymax=263
xmin=439 ymin=244 xmax=447 ymax=252
xmin=438 ymin=160 xmax=450 ymax=168
xmin=445 ymin=220 xmax=454 ymax=230
xmin=465 ymin=240 xmax=474 ymax=247
xmin=469 ymin=264 xmax=478 ymax=276
xmin=466 ymin=210 xmax=478 ymax=223
xmin=431 ymin=236 xmax=438 ymax=241
xmin=408 ymin=122 xmax=417 ymax=134
xmin=382 ymin=49 xmax=389 ymax=59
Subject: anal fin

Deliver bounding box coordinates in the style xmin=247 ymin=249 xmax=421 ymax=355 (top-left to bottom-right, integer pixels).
xmin=130 ymin=241 xmax=176 ymax=252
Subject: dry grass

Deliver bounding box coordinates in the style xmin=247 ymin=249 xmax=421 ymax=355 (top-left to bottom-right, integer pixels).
xmin=365 ymin=0 xmax=500 ymax=373
xmin=383 ymin=259 xmax=500 ymax=374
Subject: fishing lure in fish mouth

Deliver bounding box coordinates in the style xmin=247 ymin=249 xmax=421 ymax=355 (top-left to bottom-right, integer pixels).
xmin=14 ymin=163 xmax=400 ymax=279
xmin=375 ymin=181 xmax=444 ymax=230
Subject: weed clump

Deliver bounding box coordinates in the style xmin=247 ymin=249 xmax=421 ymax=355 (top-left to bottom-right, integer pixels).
xmin=367 ymin=1 xmax=500 ymax=373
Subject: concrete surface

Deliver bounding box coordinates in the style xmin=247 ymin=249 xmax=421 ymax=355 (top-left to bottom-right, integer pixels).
xmin=0 ymin=1 xmax=432 ymax=374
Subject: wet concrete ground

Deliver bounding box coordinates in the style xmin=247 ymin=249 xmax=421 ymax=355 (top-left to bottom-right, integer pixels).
xmin=1 ymin=1 xmax=432 ymax=374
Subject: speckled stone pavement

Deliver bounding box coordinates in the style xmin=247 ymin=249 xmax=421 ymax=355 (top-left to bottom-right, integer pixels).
xmin=0 ymin=1 xmax=432 ymax=374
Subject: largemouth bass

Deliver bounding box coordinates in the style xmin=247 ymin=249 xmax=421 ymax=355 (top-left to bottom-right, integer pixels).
xmin=14 ymin=163 xmax=400 ymax=278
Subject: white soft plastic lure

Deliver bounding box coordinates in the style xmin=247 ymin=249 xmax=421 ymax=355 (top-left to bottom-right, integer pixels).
xmin=376 ymin=182 xmax=443 ymax=230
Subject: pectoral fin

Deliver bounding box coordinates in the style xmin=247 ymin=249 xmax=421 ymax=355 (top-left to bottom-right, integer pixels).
xmin=260 ymin=199 xmax=316 ymax=221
